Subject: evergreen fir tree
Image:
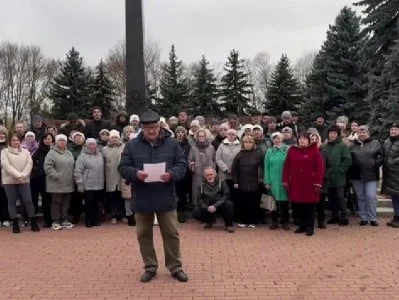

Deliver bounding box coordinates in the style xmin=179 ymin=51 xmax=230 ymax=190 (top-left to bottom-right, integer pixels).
xmin=190 ymin=55 xmax=220 ymax=117
xmin=301 ymin=7 xmax=367 ymax=125
xmin=49 ymin=47 xmax=93 ymax=119
xmin=158 ymin=45 xmax=189 ymax=116
xmin=379 ymin=40 xmax=399 ymax=138
xmin=265 ymin=54 xmax=302 ymax=117
xmin=220 ymin=49 xmax=252 ymax=116
xmin=355 ymin=0 xmax=399 ymax=132
xmin=91 ymin=59 xmax=115 ymax=119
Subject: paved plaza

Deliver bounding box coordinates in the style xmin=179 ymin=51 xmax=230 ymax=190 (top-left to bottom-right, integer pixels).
xmin=0 ymin=219 xmax=399 ymax=300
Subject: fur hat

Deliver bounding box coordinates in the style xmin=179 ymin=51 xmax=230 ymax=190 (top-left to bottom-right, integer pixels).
xmin=109 ymin=129 xmax=120 ymax=138
xmin=253 ymin=124 xmax=263 ymax=134
xmin=55 ymin=134 xmax=68 ymax=143
xmin=130 ymin=114 xmax=140 ymax=123
xmin=85 ymin=138 xmax=97 ymax=146
xmin=72 ymin=131 xmax=85 ymax=140
xmin=0 ymin=126 xmax=8 ymax=136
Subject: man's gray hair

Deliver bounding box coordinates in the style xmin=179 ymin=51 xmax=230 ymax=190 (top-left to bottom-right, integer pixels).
xmin=281 ymin=111 xmax=292 ymax=119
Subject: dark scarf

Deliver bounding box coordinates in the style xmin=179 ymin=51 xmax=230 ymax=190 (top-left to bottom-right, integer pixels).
xmin=196 ymin=140 xmax=210 ymax=151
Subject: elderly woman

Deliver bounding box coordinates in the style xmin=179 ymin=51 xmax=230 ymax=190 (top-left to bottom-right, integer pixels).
xmin=231 ymin=135 xmax=263 ymax=228
xmin=283 ymin=133 xmax=325 ymax=236
xmin=188 ymin=129 xmax=216 ymax=205
xmin=44 ymin=134 xmax=75 ymax=230
xmin=103 ymin=130 xmax=125 ymax=225
xmin=282 ymin=127 xmax=296 ymax=146
xmin=383 ymin=123 xmax=399 ymax=228
xmin=188 ymin=120 xmax=201 ymax=146
xmin=216 ymin=128 xmax=240 ymax=221
xmin=1 ymin=132 xmax=39 ymax=233
xmin=21 ymin=131 xmax=39 ymax=155
xmin=239 ymin=124 xmax=254 ymax=140
xmin=175 ymin=126 xmax=191 ymax=223
xmin=74 ymin=138 xmax=105 ymax=228
xmin=264 ymin=132 xmax=290 ymax=230
xmin=212 ymin=122 xmax=230 ymax=151
xmin=348 ymin=125 xmax=383 ymax=226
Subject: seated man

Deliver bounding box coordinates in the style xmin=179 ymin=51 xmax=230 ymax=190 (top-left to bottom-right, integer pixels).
xmin=193 ymin=167 xmax=235 ymax=233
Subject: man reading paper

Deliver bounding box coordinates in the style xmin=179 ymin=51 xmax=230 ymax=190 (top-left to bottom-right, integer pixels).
xmin=118 ymin=110 xmax=188 ymax=283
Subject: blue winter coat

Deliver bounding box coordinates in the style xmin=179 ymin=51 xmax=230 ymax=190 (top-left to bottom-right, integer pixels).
xmin=118 ymin=130 xmax=187 ymax=213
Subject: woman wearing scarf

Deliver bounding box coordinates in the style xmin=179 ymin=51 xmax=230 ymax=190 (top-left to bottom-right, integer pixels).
xmin=31 ymin=133 xmax=54 ymax=227
xmin=187 ymin=120 xmax=201 ymax=146
xmin=188 ymin=129 xmax=216 ymax=205
xmin=264 ymin=132 xmax=290 ymax=230
xmin=1 ymin=132 xmax=39 ymax=233
xmin=21 ymin=131 xmax=39 ymax=155
xmin=44 ymin=134 xmax=75 ymax=230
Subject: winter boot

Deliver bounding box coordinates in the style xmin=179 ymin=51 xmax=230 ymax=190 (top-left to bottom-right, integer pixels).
xmin=12 ymin=219 xmax=20 ymax=234
xmin=30 ymin=218 xmax=40 ymax=232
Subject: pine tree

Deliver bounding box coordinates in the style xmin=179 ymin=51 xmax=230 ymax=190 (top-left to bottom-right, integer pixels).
xmin=265 ymin=54 xmax=302 ymax=117
xmin=189 ymin=56 xmax=220 ymax=117
xmin=220 ymin=49 xmax=252 ymax=116
xmin=301 ymin=7 xmax=367 ymax=125
xmin=355 ymin=0 xmax=399 ymax=132
xmin=49 ymin=47 xmax=93 ymax=119
xmin=91 ymin=59 xmax=115 ymax=119
xmin=158 ymin=45 xmax=188 ymax=116
xmin=379 ymin=40 xmax=399 ymax=138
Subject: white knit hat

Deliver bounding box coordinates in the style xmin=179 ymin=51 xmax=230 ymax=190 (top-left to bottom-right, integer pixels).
xmin=72 ymin=131 xmax=85 ymax=140
xmin=85 ymin=138 xmax=97 ymax=146
xmin=130 ymin=114 xmax=140 ymax=123
xmin=25 ymin=131 xmax=35 ymax=139
xmin=190 ymin=120 xmax=200 ymax=128
xmin=55 ymin=134 xmax=68 ymax=143
xmin=109 ymin=129 xmax=120 ymax=138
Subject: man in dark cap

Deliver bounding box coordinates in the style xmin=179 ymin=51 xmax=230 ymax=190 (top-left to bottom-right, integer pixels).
xmin=31 ymin=114 xmax=47 ymax=142
xmin=118 ymin=110 xmax=188 ymax=283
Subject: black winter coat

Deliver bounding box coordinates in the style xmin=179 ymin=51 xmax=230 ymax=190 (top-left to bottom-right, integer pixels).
xmin=382 ymin=136 xmax=399 ymax=196
xmin=118 ymin=130 xmax=187 ymax=213
xmin=198 ymin=179 xmax=229 ymax=209
xmin=349 ymin=138 xmax=383 ymax=182
xmin=231 ymin=149 xmax=263 ymax=192
xmin=85 ymin=119 xmax=111 ymax=139
xmin=31 ymin=143 xmax=51 ymax=178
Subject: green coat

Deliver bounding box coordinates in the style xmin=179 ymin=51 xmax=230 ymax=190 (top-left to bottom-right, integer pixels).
xmin=321 ymin=139 xmax=352 ymax=188
xmin=264 ymin=145 xmax=289 ymax=201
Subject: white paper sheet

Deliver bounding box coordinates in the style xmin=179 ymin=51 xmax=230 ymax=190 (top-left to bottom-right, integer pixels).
xmin=143 ymin=162 xmax=166 ymax=183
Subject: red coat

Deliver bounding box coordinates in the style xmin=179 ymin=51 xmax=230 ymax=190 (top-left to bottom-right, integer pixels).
xmin=282 ymin=144 xmax=325 ymax=204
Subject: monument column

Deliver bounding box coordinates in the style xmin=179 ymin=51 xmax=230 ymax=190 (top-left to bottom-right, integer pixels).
xmin=125 ymin=0 xmax=147 ymax=115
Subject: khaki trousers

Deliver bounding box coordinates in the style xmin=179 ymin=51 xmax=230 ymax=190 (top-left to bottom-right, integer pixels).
xmin=135 ymin=210 xmax=182 ymax=274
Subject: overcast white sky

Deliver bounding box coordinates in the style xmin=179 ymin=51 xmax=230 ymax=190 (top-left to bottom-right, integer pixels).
xmin=0 ymin=0 xmax=360 ymax=66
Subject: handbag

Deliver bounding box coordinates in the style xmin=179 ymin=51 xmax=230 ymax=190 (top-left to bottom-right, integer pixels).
xmin=260 ymin=192 xmax=276 ymax=211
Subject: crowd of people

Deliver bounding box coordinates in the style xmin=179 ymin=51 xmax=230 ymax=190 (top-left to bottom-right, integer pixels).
xmin=0 ymin=107 xmax=398 ymax=239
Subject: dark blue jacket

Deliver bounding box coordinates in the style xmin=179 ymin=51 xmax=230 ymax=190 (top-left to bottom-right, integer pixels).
xmin=118 ymin=130 xmax=187 ymax=213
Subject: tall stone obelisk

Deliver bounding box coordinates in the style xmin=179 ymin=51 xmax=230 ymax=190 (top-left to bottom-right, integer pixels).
xmin=125 ymin=0 xmax=147 ymax=114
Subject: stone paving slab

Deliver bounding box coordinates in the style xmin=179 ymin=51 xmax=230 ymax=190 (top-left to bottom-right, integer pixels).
xmin=0 ymin=219 xmax=399 ymax=300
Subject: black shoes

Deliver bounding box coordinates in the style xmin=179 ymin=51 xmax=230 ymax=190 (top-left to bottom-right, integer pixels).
xmin=327 ymin=217 xmax=340 ymax=225
xmin=339 ymin=218 xmax=349 ymax=226
xmin=306 ymin=227 xmax=314 ymax=236
xmin=140 ymin=270 xmax=188 ymax=283
xmin=359 ymin=220 xmax=368 ymax=226
xmin=30 ymin=218 xmax=40 ymax=232
xmin=370 ymin=221 xmax=379 ymax=227
xmin=12 ymin=219 xmax=20 ymax=234
xmin=140 ymin=271 xmax=156 ymax=283
xmin=177 ymin=212 xmax=186 ymax=223
xmin=295 ymin=227 xmax=306 ymax=234
xmin=173 ymin=270 xmax=188 ymax=282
